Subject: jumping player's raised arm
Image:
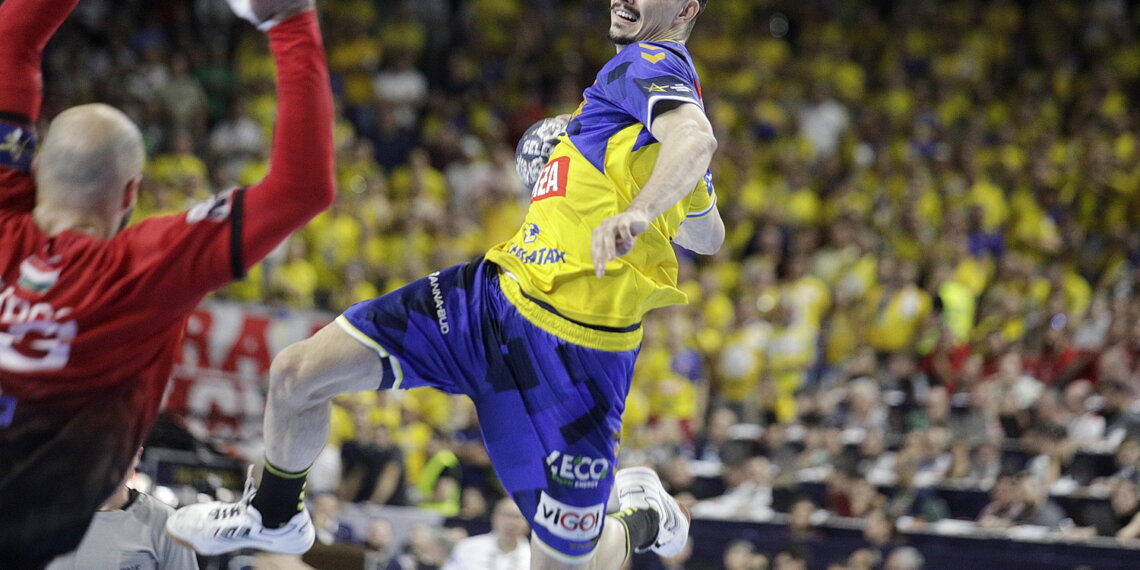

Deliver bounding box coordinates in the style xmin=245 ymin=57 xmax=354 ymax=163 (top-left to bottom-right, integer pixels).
xmin=589 ymin=58 xmax=723 ymax=276
xmin=0 ymin=0 xmax=82 ymax=211
xmin=236 ymin=0 xmax=336 ymax=268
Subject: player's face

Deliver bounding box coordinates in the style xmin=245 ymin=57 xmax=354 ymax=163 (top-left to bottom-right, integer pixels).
xmin=609 ymin=0 xmax=684 ymax=45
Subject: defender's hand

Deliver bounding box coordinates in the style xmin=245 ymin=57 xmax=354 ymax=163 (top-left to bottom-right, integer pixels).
xmin=226 ymin=0 xmax=314 ymax=30
xmin=591 ymin=210 xmax=650 ymax=277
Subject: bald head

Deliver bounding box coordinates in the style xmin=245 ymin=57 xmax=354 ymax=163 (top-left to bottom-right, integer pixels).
xmin=36 ymin=104 xmax=144 ymax=209
xmin=33 ymin=104 xmax=145 ymax=238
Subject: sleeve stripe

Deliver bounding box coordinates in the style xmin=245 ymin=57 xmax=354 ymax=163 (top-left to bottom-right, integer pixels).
xmin=686 ymin=191 xmax=717 ymax=218
xmin=646 ymin=94 xmax=702 ymax=127
xmin=0 ymin=112 xmax=32 ymax=124
xmin=335 ymin=315 xmax=405 ymax=390
xmin=229 ymin=188 xmax=246 ymax=280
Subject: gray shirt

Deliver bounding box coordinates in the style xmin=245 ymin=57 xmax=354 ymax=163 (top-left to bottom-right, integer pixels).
xmin=47 ymin=490 xmax=199 ymax=570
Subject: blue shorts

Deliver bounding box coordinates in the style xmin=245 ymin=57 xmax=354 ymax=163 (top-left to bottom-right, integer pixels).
xmin=338 ymin=258 xmax=638 ymax=561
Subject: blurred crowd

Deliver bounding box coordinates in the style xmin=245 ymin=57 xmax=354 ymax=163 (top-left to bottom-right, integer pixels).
xmin=39 ymin=0 xmax=1140 ymax=567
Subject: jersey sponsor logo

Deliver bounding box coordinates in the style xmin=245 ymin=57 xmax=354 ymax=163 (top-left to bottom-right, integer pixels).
xmin=545 ymin=450 xmax=610 ymax=489
xmin=534 ymin=492 xmax=604 ymax=542
xmin=187 ymin=189 xmax=236 ymax=223
xmin=505 ymin=244 xmax=566 ymax=266
xmin=704 ymin=169 xmax=715 ymax=195
xmin=523 ymin=223 xmax=540 ymax=244
xmin=531 ymin=157 xmax=569 ymax=202
xmin=637 ymin=77 xmax=698 ymax=99
xmin=428 ymin=271 xmax=450 ymax=334
xmin=0 ymin=286 xmax=77 ymax=372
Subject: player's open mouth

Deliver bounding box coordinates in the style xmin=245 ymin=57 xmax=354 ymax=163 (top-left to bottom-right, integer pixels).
xmin=614 ymin=7 xmax=639 ymax=23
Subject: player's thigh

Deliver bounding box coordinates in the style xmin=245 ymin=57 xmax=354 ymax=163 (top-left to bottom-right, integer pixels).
xmin=474 ymin=337 xmax=634 ymax=565
xmin=272 ymin=320 xmax=389 ymax=402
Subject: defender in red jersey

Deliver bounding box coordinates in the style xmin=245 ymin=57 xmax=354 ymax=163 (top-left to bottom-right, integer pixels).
xmin=0 ymin=0 xmax=335 ymax=567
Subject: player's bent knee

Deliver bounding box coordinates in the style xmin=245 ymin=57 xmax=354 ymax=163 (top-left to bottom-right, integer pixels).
xmin=267 ymin=342 xmax=312 ymax=408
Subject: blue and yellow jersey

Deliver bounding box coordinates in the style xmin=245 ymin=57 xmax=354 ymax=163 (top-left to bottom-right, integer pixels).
xmin=486 ymin=41 xmax=716 ymax=340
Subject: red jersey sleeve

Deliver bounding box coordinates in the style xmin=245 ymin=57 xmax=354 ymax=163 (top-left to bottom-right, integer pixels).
xmin=0 ymin=0 xmax=80 ymax=214
xmin=106 ymin=12 xmax=336 ymax=305
xmin=238 ymin=12 xmax=336 ymax=269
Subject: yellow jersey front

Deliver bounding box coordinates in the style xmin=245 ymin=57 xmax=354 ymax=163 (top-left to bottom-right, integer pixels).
xmin=486 ymin=41 xmax=716 ymax=337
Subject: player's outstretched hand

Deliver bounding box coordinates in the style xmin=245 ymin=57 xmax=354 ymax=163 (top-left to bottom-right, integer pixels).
xmin=226 ymin=0 xmax=314 ymax=30
xmin=591 ymin=209 xmax=650 ymax=277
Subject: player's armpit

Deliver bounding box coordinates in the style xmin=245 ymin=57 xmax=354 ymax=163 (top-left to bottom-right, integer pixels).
xmin=673 ymin=204 xmax=724 ymax=255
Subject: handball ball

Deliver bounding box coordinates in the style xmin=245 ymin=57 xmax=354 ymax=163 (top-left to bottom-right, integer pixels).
xmin=515 ymin=116 xmax=568 ymax=190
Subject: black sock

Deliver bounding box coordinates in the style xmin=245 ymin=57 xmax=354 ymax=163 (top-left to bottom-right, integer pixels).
xmin=250 ymin=461 xmax=309 ymax=528
xmin=610 ymin=507 xmax=661 ymax=554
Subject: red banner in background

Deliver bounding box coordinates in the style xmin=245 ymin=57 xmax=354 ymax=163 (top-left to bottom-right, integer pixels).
xmin=162 ymin=301 xmax=332 ymax=455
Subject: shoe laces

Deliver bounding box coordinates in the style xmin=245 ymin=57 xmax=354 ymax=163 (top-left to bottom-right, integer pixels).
xmin=208 ymin=465 xmax=257 ymax=521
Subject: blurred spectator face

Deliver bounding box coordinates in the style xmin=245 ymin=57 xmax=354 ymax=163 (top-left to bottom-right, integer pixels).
xmin=859 ymin=429 xmax=885 ymax=457
xmin=1062 ymin=380 xmax=1092 ymax=413
xmin=847 ymin=548 xmax=880 ymax=570
xmin=366 ymin=518 xmax=394 ymax=551
xmin=863 ymin=509 xmax=893 ymax=546
xmin=884 ymin=547 xmax=925 ymax=570
xmin=1116 ymin=439 xmax=1140 ymax=468
xmin=490 ymin=498 xmax=529 ymax=541
xmin=724 ymin=540 xmax=759 ymax=570
xmin=848 ymin=479 xmax=880 ymax=516
xmin=926 ymin=386 xmax=949 ymax=422
xmin=459 ymin=486 xmax=487 ymax=520
xmin=1111 ymin=482 xmax=1139 ymax=516
xmin=789 ymin=499 xmax=815 ymax=532
xmin=774 ymin=550 xmax=808 ymax=570
xmin=708 ymin=407 xmax=738 ymax=443
xmin=663 ymin=455 xmax=694 ymax=491
xmin=887 ymin=353 xmax=915 ymax=379
xmin=991 ymin=475 xmax=1017 ymax=506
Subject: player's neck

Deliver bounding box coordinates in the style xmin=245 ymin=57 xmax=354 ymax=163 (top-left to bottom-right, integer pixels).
xmin=33 ymin=208 xmax=117 ymax=240
xmin=615 ymin=30 xmax=687 ymax=52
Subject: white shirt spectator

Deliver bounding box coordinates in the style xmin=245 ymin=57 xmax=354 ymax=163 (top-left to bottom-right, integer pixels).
xmin=442 ymin=497 xmax=530 ymax=570
xmin=442 ymin=532 xmax=530 ymax=570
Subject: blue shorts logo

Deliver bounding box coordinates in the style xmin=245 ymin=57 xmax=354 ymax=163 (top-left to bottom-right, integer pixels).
xmin=535 ymin=492 xmax=605 ymax=542
xmin=546 ymin=450 xmax=610 ymax=489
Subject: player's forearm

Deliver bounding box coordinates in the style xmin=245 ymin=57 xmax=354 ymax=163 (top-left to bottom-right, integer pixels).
xmin=0 ymin=0 xmax=81 ymax=121
xmin=241 ymin=11 xmax=335 ymax=265
xmin=625 ymin=120 xmax=717 ymax=221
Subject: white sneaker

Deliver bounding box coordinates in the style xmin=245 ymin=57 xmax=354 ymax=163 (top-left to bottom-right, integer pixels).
xmin=614 ymin=466 xmax=691 ymax=557
xmin=165 ymin=467 xmax=315 ymax=555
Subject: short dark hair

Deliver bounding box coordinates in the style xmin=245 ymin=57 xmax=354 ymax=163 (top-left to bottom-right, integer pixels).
xmin=698 ymin=0 xmax=708 ymax=9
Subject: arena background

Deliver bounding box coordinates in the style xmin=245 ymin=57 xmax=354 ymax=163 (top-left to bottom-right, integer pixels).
xmin=30 ymin=0 xmax=1140 ymax=568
